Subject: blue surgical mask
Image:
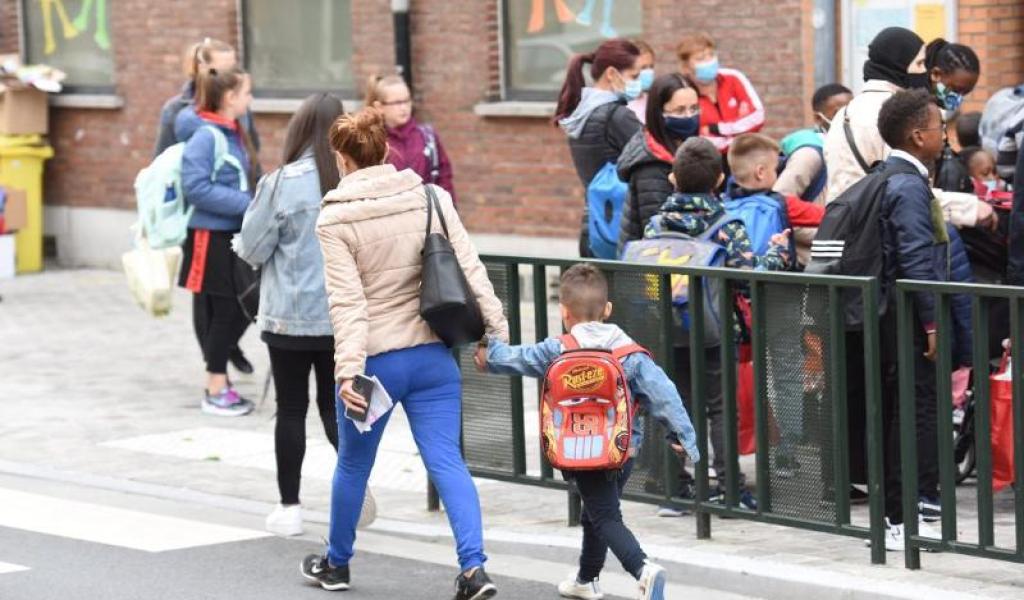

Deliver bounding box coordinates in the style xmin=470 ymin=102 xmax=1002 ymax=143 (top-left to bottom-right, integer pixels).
xmin=664 ymin=114 xmax=701 ymax=140
xmin=638 ymin=68 xmax=655 ymax=92
xmin=621 ymin=76 xmax=644 ymax=101
xmin=694 ymin=57 xmax=720 ymax=83
xmin=984 ymin=179 xmax=998 ymax=192
xmin=936 ymin=82 xmax=964 ymax=112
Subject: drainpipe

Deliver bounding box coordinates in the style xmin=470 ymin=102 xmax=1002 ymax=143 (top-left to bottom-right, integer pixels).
xmin=392 ymin=0 xmax=413 ymax=92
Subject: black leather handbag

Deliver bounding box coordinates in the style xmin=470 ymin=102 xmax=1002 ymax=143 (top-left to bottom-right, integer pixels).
xmin=419 ymin=185 xmax=485 ymax=347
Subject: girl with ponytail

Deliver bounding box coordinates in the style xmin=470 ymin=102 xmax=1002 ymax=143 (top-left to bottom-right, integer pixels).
xmin=555 ymin=39 xmax=644 ymax=256
xmin=177 ymin=65 xmax=257 ymax=417
xmin=155 ymin=38 xmax=261 ymax=165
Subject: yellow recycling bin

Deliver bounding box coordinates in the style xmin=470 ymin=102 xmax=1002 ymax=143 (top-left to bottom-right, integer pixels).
xmin=0 ymin=134 xmax=54 ymax=273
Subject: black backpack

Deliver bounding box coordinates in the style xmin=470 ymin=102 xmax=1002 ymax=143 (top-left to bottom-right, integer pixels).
xmin=806 ymin=159 xmax=924 ymax=329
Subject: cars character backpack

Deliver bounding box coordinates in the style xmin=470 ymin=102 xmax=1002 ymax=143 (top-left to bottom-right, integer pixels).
xmin=540 ymin=334 xmax=650 ymax=471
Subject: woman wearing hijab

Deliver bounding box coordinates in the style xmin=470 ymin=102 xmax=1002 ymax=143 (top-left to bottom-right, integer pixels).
xmin=823 ymin=27 xmax=927 ymax=202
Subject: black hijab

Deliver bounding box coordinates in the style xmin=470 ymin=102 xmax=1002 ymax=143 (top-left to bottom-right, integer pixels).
xmin=862 ymin=27 xmax=925 ymax=88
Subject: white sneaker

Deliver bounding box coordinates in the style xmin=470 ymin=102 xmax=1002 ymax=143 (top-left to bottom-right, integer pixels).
xmin=637 ymin=560 xmax=666 ymax=600
xmin=265 ymin=504 xmax=302 ymax=536
xmin=557 ymin=573 xmax=603 ymax=599
xmin=916 ymin=518 xmax=941 ymax=540
xmin=871 ymin=518 xmax=905 ymax=552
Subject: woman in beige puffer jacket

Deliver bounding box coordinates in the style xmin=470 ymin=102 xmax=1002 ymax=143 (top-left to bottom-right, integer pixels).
xmin=303 ymin=108 xmax=506 ymax=599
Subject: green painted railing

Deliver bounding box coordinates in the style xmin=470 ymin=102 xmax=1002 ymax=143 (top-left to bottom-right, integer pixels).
xmin=893 ymin=279 xmax=1024 ymax=568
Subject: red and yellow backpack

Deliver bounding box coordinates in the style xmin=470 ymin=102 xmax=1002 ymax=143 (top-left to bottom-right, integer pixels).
xmin=540 ymin=334 xmax=650 ymax=471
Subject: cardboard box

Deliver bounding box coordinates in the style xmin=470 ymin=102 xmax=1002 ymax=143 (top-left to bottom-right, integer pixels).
xmin=0 ymin=86 xmax=48 ymax=135
xmin=0 ymin=234 xmax=14 ymax=279
xmin=2 ymin=188 xmax=27 ymax=232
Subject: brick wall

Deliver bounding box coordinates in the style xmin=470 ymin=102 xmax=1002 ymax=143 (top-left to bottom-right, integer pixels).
xmin=0 ymin=0 xmax=17 ymax=54
xmin=412 ymin=0 xmax=811 ymax=237
xmin=959 ymin=0 xmax=1024 ymax=110
xmin=3 ymin=0 xmax=1021 ymax=241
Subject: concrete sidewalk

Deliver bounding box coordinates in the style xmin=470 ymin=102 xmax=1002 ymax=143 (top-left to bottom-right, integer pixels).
xmin=1 ymin=268 xmax=1022 ymax=599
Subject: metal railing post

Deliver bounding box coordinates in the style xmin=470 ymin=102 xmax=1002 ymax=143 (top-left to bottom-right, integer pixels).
xmin=863 ymin=279 xmax=887 ymax=565
xmin=896 ymin=287 xmax=921 ymax=569
xmin=689 ymin=274 xmax=711 ymax=538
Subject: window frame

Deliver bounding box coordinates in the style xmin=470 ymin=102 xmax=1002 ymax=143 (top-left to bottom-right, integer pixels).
xmin=839 ymin=0 xmax=959 ymax=94
xmin=237 ymin=0 xmax=356 ymax=100
xmin=18 ymin=0 xmax=117 ymax=95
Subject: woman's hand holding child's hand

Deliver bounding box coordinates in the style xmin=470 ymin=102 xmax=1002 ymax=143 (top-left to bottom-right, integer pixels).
xmin=474 ymin=344 xmax=488 ymax=372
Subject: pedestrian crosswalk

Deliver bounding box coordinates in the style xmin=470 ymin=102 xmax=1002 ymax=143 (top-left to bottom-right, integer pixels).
xmin=0 ymin=561 xmax=29 ymax=574
xmin=99 ymin=421 xmax=494 ymax=494
xmin=0 ymin=488 xmax=269 ymax=552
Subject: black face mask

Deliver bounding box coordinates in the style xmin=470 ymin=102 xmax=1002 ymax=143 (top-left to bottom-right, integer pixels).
xmin=906 ymin=72 xmax=931 ymax=90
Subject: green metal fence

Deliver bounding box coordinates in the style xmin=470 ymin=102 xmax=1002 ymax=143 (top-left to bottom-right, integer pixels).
xmin=893 ymin=279 xmax=1024 ymax=568
xmin=457 ymin=255 xmax=898 ymax=565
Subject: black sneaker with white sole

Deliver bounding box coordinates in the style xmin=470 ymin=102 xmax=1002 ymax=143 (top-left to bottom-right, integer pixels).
xmin=301 ymin=554 xmax=350 ymax=591
xmin=918 ymin=495 xmax=941 ymax=523
xmin=454 ymin=567 xmax=497 ymax=600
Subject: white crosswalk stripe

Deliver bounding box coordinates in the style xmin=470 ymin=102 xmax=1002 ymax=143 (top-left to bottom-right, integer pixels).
xmin=0 ymin=488 xmax=269 ymax=552
xmin=0 ymin=561 xmax=29 ymax=574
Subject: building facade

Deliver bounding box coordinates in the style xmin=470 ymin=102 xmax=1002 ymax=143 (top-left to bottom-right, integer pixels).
xmin=0 ymin=0 xmax=1021 ymax=267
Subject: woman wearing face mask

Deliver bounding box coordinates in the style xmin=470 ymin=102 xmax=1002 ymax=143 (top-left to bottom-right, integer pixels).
xmin=617 ymin=73 xmax=701 ymax=248
xmin=927 ymin=39 xmax=981 ymax=194
xmin=823 ymin=27 xmax=927 ymax=202
xmin=676 ymin=32 xmax=764 ymax=154
xmin=555 ymin=39 xmax=645 ymax=257
xmin=627 ymin=39 xmax=657 ymax=123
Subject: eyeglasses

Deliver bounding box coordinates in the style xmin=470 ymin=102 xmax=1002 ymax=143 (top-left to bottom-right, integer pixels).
xmin=917 ymin=122 xmax=947 ymax=133
xmin=380 ymin=98 xmax=412 ymax=107
xmin=665 ymin=107 xmax=701 ymax=117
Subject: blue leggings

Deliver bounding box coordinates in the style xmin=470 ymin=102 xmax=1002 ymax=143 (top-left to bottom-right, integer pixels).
xmin=326 ymin=343 xmax=486 ymax=572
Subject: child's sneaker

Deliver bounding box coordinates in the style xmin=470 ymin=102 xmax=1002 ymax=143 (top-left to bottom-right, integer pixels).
xmin=300 ymin=554 xmax=350 ymax=591
xmin=454 ymin=566 xmax=497 ymax=600
xmin=637 ymin=560 xmax=666 ymax=600
xmin=265 ymin=504 xmax=302 ymax=536
xmin=202 ymin=387 xmax=253 ymax=417
xmin=709 ymin=487 xmax=758 ymax=511
xmin=558 ymin=573 xmax=603 ymax=599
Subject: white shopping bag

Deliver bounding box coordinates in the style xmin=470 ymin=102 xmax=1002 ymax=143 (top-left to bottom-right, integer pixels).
xmin=122 ymin=235 xmax=181 ymax=318
xmin=349 ymin=376 xmax=395 ymax=434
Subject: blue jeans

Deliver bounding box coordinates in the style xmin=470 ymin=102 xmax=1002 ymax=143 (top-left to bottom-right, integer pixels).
xmin=326 ymin=343 xmax=486 ymax=572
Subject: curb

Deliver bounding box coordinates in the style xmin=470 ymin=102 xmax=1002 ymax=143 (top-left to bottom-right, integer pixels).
xmin=0 ymin=459 xmax=993 ymax=600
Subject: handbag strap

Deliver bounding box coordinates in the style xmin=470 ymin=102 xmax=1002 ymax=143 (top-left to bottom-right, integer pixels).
xmin=424 ymin=184 xmax=450 ymax=239
xmin=844 ymin=111 xmax=872 ymax=174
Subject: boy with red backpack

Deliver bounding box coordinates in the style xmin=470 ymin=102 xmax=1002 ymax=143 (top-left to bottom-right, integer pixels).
xmin=476 ymin=264 xmax=698 ymax=600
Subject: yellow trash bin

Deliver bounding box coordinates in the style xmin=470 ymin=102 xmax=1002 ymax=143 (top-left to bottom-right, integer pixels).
xmin=0 ymin=134 xmax=54 ymax=273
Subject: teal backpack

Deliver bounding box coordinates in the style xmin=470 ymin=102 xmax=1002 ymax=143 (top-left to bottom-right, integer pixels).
xmin=133 ymin=125 xmax=247 ymax=249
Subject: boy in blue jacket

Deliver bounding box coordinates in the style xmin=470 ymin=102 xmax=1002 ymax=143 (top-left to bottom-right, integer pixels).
xmin=476 ymin=264 xmax=699 ymax=600
xmin=874 ymin=88 xmax=949 ymax=549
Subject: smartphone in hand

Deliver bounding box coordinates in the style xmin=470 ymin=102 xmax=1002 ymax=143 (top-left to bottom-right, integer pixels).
xmin=344 ymin=374 xmax=375 ymax=422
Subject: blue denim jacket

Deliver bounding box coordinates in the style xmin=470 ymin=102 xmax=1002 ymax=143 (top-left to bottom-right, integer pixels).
xmin=233 ymin=152 xmax=333 ymax=337
xmin=485 ymin=323 xmax=700 ymax=463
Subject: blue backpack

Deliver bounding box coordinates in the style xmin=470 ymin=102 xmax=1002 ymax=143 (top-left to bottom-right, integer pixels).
xmin=620 ymin=214 xmax=739 ymax=347
xmin=587 ymin=161 xmax=628 ymax=259
xmin=723 ymin=192 xmax=792 ymax=258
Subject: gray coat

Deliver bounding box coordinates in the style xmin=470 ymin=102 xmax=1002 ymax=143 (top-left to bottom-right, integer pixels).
xmin=233 ymin=152 xmax=333 ymax=337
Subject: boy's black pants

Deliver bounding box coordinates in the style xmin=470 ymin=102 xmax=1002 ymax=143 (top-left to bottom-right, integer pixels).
xmin=879 ymin=313 xmax=939 ymax=524
xmin=572 ymin=460 xmax=646 ymax=582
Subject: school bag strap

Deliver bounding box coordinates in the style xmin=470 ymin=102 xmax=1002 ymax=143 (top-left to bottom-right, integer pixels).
xmin=559 ymin=333 xmax=650 ymax=361
xmin=843 ymin=111 xmax=872 ymax=174
xmin=560 ymin=334 xmax=580 ymax=351
xmin=203 ymin=124 xmax=249 ymax=193
xmin=611 ymin=343 xmax=651 ymax=362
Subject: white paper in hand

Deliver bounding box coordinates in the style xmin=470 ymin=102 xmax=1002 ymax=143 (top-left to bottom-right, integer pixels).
xmin=349 ymin=376 xmax=394 ymax=434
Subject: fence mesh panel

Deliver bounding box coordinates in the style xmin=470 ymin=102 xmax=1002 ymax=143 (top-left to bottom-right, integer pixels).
xmin=460 ymin=263 xmax=516 ymax=474
xmin=760 ymin=282 xmax=836 ymax=523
